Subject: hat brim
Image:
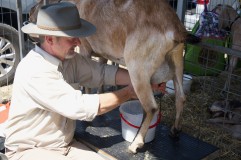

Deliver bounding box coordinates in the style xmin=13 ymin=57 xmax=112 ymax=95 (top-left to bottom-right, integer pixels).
xmin=22 ymin=18 xmax=96 ymax=38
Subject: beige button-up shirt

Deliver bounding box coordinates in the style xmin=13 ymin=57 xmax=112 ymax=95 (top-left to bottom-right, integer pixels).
xmin=4 ymin=45 xmax=118 ymax=156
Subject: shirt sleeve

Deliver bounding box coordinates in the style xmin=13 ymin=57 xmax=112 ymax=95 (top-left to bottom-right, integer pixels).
xmin=62 ymin=54 xmax=119 ymax=88
xmin=24 ymin=70 xmax=99 ymax=121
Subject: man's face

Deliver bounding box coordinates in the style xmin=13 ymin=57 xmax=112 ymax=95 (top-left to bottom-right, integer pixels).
xmin=52 ymin=37 xmax=81 ymax=60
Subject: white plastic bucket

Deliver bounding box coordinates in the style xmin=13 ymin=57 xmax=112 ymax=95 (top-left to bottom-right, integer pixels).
xmin=119 ymin=100 xmax=161 ymax=143
xmin=166 ymin=74 xmax=193 ymax=95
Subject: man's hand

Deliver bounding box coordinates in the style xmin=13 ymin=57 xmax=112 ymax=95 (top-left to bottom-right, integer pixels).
xmin=125 ymin=84 xmax=138 ymax=100
xmin=125 ymin=82 xmax=167 ymax=100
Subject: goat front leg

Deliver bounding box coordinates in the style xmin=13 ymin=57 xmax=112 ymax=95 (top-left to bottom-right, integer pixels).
xmin=123 ymin=30 xmax=168 ymax=153
xmin=126 ymin=65 xmax=159 ymax=154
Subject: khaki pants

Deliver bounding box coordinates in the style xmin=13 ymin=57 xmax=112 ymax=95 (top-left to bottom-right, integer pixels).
xmin=8 ymin=140 xmax=106 ymax=160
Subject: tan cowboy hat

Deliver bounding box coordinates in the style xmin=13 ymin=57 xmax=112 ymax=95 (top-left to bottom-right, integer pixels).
xmin=22 ymin=2 xmax=96 ymax=38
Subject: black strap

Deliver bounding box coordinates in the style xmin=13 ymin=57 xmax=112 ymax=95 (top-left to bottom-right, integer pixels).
xmin=229 ymin=15 xmax=240 ymax=30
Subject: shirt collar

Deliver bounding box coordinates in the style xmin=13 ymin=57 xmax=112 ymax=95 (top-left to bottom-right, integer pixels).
xmin=34 ymin=44 xmax=62 ymax=68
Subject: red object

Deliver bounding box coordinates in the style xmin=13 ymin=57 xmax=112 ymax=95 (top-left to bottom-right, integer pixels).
xmin=197 ymin=0 xmax=210 ymax=4
xmin=0 ymin=101 xmax=10 ymax=124
xmin=120 ymin=112 xmax=162 ymax=129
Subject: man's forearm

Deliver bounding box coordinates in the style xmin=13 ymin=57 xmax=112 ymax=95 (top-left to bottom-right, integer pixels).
xmin=98 ymin=86 xmax=132 ymax=115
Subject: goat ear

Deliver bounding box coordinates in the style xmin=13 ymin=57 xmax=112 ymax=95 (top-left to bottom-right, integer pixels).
xmin=218 ymin=13 xmax=225 ymax=30
xmin=229 ymin=7 xmax=239 ymax=20
xmin=218 ymin=9 xmax=229 ymax=29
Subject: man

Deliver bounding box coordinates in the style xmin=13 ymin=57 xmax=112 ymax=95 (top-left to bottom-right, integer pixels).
xmin=4 ymin=2 xmax=139 ymax=160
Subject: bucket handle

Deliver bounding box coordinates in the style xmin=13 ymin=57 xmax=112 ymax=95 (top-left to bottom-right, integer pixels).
xmin=120 ymin=112 xmax=162 ymax=129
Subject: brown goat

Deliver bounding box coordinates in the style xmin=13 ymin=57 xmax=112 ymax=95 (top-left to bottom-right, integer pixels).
xmin=218 ymin=5 xmax=241 ymax=93
xmin=28 ymin=0 xmax=197 ymax=154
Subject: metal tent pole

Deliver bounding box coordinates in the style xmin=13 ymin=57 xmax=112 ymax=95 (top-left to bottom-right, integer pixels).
xmin=16 ymin=0 xmax=25 ymax=60
xmin=177 ymin=0 xmax=187 ymax=23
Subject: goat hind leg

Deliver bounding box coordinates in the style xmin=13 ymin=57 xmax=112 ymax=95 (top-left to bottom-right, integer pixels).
xmin=169 ymin=43 xmax=186 ymax=138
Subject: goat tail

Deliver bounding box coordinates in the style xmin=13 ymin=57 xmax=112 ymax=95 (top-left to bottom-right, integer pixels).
xmin=185 ymin=33 xmax=201 ymax=44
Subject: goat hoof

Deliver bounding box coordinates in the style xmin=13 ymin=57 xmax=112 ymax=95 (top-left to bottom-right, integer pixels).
xmin=169 ymin=127 xmax=181 ymax=139
xmin=128 ymin=141 xmax=144 ymax=154
xmin=128 ymin=145 xmax=137 ymax=154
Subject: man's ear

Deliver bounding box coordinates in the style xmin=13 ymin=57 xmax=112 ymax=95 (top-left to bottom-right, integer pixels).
xmin=45 ymin=36 xmax=54 ymax=45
